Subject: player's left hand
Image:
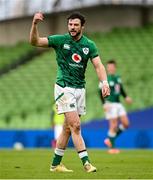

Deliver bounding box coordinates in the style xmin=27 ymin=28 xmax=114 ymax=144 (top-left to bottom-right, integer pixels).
xmin=125 ymin=96 xmax=132 ymax=104
xmin=102 ymin=83 xmax=110 ymax=97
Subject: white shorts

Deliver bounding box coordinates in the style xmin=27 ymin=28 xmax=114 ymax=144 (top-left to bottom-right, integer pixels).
xmin=54 ymin=84 xmax=86 ymax=115
xmin=104 ymin=102 xmax=127 ymax=120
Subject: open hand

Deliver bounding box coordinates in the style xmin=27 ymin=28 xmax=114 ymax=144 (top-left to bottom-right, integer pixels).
xmin=125 ymin=96 xmax=132 ymax=104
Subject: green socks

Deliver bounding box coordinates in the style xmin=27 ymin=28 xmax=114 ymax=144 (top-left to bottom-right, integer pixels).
xmin=78 ymin=149 xmax=90 ymax=165
xmin=108 ymin=125 xmax=126 ymax=148
xmin=52 ymin=148 xmax=90 ymax=167
xmin=108 ymin=131 xmax=116 ymax=148
xmin=116 ymin=124 xmax=126 ymax=137
xmin=52 ymin=148 xmax=65 ymax=166
xmin=109 ymin=136 xmax=116 ymax=148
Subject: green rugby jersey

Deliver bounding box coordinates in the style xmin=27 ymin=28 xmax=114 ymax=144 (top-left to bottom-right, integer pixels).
xmin=48 ymin=33 xmax=98 ymax=88
xmin=104 ymin=74 xmax=127 ymax=103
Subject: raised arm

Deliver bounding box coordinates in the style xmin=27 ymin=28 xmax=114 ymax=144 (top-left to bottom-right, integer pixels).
xmin=29 ymin=12 xmax=48 ymax=47
xmin=92 ymin=56 xmax=110 ymax=97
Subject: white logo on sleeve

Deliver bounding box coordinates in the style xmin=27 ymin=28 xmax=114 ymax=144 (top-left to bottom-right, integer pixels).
xmin=72 ymin=53 xmax=82 ymax=63
xmin=82 ymin=47 xmax=89 ymax=55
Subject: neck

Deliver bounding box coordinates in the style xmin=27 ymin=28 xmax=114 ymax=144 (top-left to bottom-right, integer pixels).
xmin=72 ymin=32 xmax=83 ymax=41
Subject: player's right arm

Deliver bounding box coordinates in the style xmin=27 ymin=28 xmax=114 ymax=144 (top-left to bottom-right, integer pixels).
xmin=120 ymin=80 xmax=132 ymax=104
xmin=29 ymin=12 xmax=48 ymax=47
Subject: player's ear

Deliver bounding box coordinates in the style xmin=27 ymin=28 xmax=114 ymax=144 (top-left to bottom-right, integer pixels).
xmin=82 ymin=25 xmax=85 ymax=30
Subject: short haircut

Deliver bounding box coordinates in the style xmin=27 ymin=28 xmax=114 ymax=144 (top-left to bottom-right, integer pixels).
xmin=67 ymin=12 xmax=86 ymax=26
xmin=107 ymin=59 xmax=116 ymax=65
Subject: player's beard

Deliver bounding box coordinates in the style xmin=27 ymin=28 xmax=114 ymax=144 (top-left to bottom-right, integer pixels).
xmin=69 ymin=30 xmax=81 ymax=39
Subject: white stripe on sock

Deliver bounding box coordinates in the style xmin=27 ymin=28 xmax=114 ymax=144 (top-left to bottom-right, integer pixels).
xmin=55 ymin=148 xmax=65 ymax=156
xmin=119 ymin=124 xmax=125 ymax=131
xmin=78 ymin=151 xmax=88 ymax=159
xmin=108 ymin=131 xmax=116 ymax=137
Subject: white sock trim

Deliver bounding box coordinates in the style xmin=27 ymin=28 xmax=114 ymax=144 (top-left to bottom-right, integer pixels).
xmin=108 ymin=131 xmax=116 ymax=137
xmin=78 ymin=151 xmax=88 ymax=159
xmin=55 ymin=148 xmax=65 ymax=156
xmin=119 ymin=124 xmax=125 ymax=131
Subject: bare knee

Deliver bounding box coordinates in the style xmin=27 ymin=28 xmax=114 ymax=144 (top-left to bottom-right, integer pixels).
xmin=63 ymin=124 xmax=71 ymax=136
xmin=64 ymin=112 xmax=81 ymax=134
xmin=65 ymin=127 xmax=71 ymax=135
xmin=120 ymin=116 xmax=130 ymax=129
xmin=70 ymin=121 xmax=81 ymax=134
xmin=109 ymin=119 xmax=118 ymax=132
xmin=122 ymin=121 xmax=129 ymax=129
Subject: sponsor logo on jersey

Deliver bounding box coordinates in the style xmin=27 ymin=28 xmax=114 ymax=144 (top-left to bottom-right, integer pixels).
xmin=82 ymin=47 xmax=89 ymax=55
xmin=69 ymin=63 xmax=83 ymax=68
xmin=72 ymin=53 xmax=82 ymax=63
xmin=63 ymin=44 xmax=70 ymax=50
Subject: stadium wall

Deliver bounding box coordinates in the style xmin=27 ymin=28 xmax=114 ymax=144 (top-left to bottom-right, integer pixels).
xmin=1 ymin=5 xmax=153 ymax=45
xmin=0 ymin=108 xmax=153 ymax=149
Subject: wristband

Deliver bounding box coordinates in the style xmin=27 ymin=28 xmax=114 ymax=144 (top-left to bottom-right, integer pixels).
xmin=98 ymin=80 xmax=109 ymax=89
xmin=101 ymin=80 xmax=108 ymax=85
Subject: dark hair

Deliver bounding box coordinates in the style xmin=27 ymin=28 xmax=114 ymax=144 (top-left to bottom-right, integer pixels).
xmin=67 ymin=12 xmax=86 ymax=26
xmin=107 ymin=59 xmax=116 ymax=65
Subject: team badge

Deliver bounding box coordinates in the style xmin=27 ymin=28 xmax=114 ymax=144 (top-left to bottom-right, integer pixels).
xmin=72 ymin=53 xmax=82 ymax=63
xmin=82 ymin=47 xmax=89 ymax=55
xmin=109 ymin=81 xmax=114 ymax=86
xmin=63 ymin=44 xmax=70 ymax=50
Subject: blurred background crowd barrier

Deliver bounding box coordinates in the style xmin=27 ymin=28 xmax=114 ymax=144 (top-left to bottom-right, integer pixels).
xmin=1 ymin=0 xmax=153 ymax=45
xmin=1 ymin=0 xmax=153 ymax=21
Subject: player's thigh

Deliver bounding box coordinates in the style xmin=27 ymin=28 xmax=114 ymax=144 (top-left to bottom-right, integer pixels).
xmin=54 ymin=84 xmax=77 ymax=114
xmin=120 ymin=115 xmax=129 ymax=127
xmin=109 ymin=118 xmax=118 ymax=129
xmin=64 ymin=111 xmax=81 ymax=130
xmin=62 ymin=118 xmax=71 ymax=134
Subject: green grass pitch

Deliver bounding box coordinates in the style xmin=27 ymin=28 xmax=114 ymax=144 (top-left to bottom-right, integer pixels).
xmin=0 ymin=149 xmax=153 ymax=179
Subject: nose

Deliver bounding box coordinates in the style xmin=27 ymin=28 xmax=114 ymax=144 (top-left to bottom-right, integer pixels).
xmin=70 ymin=24 xmax=75 ymax=29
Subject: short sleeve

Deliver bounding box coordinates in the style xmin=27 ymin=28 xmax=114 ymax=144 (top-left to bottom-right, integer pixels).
xmin=48 ymin=35 xmax=63 ymax=48
xmin=89 ymin=41 xmax=99 ymax=60
xmin=117 ymin=76 xmax=122 ymax=84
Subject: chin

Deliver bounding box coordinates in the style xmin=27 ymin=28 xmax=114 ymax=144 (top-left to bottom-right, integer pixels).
xmin=70 ymin=33 xmax=77 ymax=37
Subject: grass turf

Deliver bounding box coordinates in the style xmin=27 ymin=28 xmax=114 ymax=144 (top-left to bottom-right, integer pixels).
xmin=0 ymin=149 xmax=152 ymax=179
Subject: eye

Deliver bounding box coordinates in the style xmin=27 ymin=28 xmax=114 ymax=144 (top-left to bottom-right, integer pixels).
xmin=74 ymin=23 xmax=79 ymax=27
